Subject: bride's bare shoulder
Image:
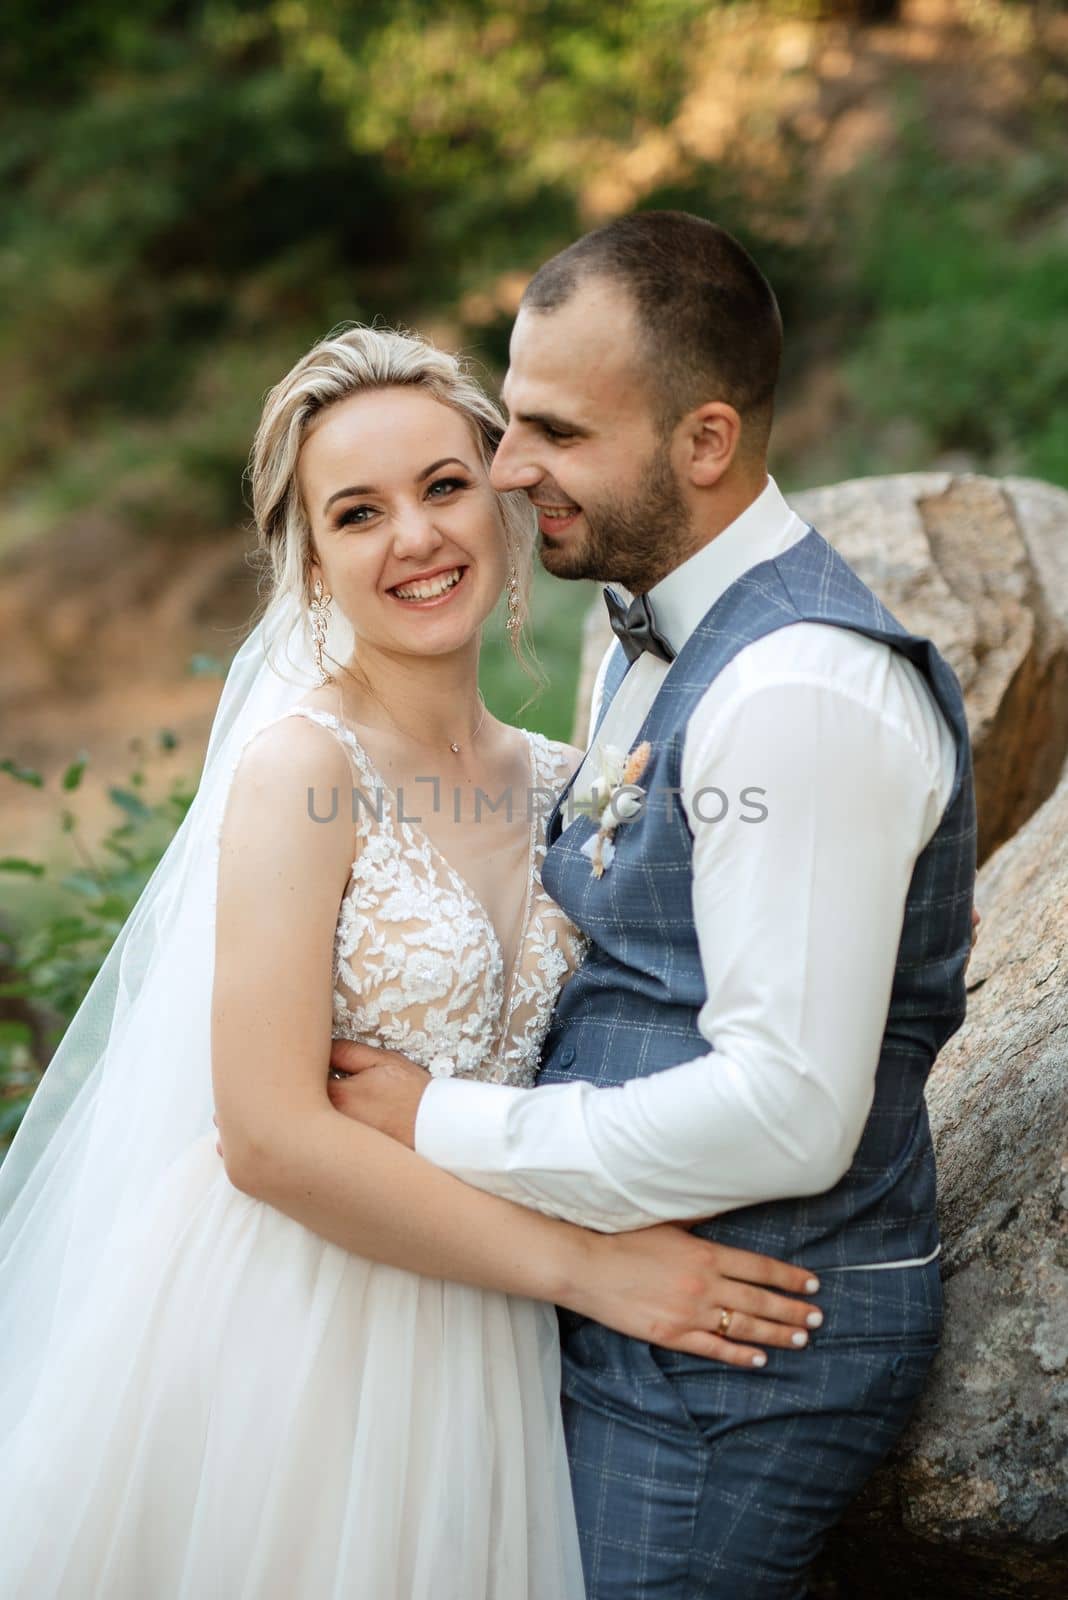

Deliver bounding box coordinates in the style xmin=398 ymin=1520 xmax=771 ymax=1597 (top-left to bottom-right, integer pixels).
xmin=227 ymin=710 xmax=353 ymax=808
xmin=217 ymin=713 xmax=356 ymax=890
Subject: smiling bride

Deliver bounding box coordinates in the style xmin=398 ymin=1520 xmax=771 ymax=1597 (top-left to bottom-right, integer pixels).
xmin=0 ymin=326 xmax=819 ymax=1599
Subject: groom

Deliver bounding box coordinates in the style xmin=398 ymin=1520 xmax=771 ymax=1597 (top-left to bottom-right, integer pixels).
xmin=330 ymin=212 xmax=977 ymax=1597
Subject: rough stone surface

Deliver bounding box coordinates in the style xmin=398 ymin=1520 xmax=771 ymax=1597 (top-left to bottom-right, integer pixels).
xmin=815 ymin=754 xmax=1068 ymax=1597
xmin=572 ymin=473 xmax=1068 ymax=861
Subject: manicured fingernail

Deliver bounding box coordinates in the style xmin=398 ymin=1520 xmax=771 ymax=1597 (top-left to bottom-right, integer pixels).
xmin=806 ymin=1310 xmax=823 ymax=1328
xmin=791 ymin=1331 xmax=808 ymax=1347
xmin=805 ymin=1277 xmax=820 ymax=1293
xmin=752 ymin=1352 xmax=767 ymax=1367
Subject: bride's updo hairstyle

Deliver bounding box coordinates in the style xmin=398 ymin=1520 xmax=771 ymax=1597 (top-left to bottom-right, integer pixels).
xmin=249 ymin=324 xmax=540 ymax=684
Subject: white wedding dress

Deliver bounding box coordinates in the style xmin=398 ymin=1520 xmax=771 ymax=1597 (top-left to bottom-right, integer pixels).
xmin=0 ymin=707 xmax=589 ymax=1600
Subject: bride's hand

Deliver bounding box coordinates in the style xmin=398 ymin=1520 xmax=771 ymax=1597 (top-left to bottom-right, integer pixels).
xmin=567 ymin=1224 xmax=822 ymax=1369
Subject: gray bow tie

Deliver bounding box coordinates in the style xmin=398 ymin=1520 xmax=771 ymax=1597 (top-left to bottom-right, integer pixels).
xmin=602 ymin=586 xmax=676 ymax=666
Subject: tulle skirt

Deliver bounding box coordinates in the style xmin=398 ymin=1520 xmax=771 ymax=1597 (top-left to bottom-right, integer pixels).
xmin=0 ymin=1133 xmax=585 ymax=1599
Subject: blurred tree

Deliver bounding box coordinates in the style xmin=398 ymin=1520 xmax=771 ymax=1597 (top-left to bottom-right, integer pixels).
xmin=0 ymin=3 xmax=404 ymax=507
xmin=274 ymin=0 xmax=707 ymax=233
xmin=0 ymin=0 xmax=717 ymax=541
xmin=0 ymin=0 xmax=1064 ymax=548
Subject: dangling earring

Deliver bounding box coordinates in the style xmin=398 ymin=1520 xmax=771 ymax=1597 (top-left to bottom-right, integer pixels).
xmin=505 ymin=565 xmax=522 ymax=643
xmin=310 ymin=576 xmax=332 ymax=684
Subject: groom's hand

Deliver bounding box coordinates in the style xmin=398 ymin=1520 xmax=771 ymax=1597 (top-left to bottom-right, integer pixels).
xmin=327 ymin=1041 xmax=430 ymax=1149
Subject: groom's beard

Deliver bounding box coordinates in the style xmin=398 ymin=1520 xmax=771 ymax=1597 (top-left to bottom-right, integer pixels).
xmin=538 ymin=444 xmax=691 ymax=595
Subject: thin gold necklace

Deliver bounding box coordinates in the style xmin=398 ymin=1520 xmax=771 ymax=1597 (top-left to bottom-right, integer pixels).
xmin=336 ymin=667 xmax=487 ymax=755
xmin=449 ymin=691 xmax=488 ymax=754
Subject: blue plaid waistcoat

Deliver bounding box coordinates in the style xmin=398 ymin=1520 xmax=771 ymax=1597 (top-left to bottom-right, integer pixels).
xmin=539 ymin=527 xmax=976 ymax=1269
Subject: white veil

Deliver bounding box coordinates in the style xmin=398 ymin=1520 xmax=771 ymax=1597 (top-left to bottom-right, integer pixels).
xmin=0 ymin=592 xmax=355 ymax=1439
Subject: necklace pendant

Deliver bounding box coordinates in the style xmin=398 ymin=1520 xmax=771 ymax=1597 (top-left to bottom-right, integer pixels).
xmin=449 ymin=741 xmax=461 ymax=754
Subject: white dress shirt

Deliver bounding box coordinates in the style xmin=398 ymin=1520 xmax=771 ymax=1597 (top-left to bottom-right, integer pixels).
xmin=415 ymin=478 xmax=956 ymax=1266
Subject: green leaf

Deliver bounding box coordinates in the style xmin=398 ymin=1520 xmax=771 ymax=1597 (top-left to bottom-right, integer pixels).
xmin=89 ymin=894 xmax=133 ymax=920
xmin=101 ymin=837 xmax=137 ymax=863
xmin=0 ymin=758 xmax=44 ymax=788
xmin=0 ymin=857 xmax=46 ymax=876
xmin=61 ymin=756 xmax=88 ymax=791
xmin=108 ymin=786 xmax=152 ymax=822
xmin=158 ymin=728 xmax=179 ymax=751
xmin=42 ymin=918 xmax=91 ymax=946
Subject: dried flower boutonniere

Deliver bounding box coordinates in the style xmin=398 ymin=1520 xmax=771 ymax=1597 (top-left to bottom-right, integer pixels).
xmin=579 ymin=740 xmax=651 ymax=878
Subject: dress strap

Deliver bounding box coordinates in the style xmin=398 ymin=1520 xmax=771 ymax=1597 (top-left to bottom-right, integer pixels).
xmin=278 ymin=705 xmax=378 ymax=789
xmin=525 ymin=732 xmax=580 ymax=854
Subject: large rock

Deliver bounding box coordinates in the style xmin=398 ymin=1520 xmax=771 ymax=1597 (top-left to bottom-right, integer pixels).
xmin=573 ymin=473 xmax=1068 ymax=862
xmin=815 ymin=751 xmax=1068 ymax=1597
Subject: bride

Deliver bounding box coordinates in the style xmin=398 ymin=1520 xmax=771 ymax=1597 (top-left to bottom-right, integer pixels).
xmin=0 ymin=326 xmax=820 ymax=1599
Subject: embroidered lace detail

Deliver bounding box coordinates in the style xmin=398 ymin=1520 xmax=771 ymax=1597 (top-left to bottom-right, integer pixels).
xmin=284 ymin=708 xmax=589 ymax=1088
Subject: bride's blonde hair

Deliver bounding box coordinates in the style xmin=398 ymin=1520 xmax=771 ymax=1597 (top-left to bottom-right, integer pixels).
xmin=248 ymin=323 xmax=541 ymax=685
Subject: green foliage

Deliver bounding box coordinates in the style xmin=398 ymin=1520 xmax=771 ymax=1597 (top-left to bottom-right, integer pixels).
xmin=835 ymin=122 xmax=1068 ymax=483
xmin=481 ymin=564 xmax=597 ymax=739
xmin=0 ymin=759 xmax=44 ymax=788
xmin=278 ymin=0 xmax=707 ymax=218
xmin=4 ymin=0 xmax=1064 ymax=559
xmin=0 ymin=0 xmax=719 ymax=552
xmin=0 ymin=3 xmax=398 ymax=546
xmin=0 ymin=734 xmax=194 ymax=1151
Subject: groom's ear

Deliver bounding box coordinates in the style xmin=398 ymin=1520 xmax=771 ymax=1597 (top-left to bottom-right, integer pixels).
xmin=680 ymin=402 xmax=742 ymax=489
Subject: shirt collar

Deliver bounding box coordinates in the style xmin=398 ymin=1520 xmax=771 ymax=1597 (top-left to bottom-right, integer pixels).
xmin=648 ymin=475 xmax=807 ymax=656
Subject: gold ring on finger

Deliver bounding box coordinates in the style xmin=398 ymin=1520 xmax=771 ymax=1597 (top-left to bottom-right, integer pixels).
xmin=717 ymin=1307 xmax=733 ymax=1337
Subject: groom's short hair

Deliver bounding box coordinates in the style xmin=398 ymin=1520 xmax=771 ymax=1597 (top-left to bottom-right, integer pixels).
xmin=522 ymin=211 xmax=782 ymax=453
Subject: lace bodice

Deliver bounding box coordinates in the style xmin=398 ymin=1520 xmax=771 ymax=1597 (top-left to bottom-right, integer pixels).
xmin=286 ymin=707 xmax=589 ymax=1088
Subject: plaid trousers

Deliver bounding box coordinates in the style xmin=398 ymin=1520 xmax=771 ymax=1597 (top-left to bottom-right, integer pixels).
xmin=560 ymin=1258 xmax=942 ymax=1599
